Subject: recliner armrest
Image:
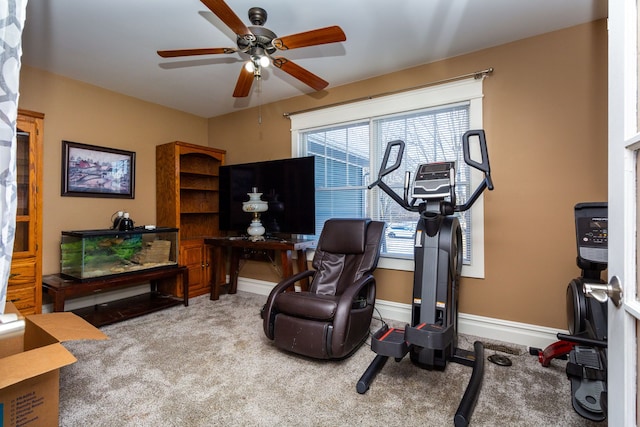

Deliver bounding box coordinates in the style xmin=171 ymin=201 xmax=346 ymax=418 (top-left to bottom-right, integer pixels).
xmin=332 ymin=274 xmax=376 ymax=340
xmin=263 ymin=269 xmax=316 ymax=339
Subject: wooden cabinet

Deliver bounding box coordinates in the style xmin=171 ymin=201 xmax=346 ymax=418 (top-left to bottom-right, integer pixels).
xmin=7 ymin=110 xmax=43 ymax=314
xmin=156 ymin=141 xmax=225 ymax=298
xmin=180 ymin=239 xmax=216 ymax=297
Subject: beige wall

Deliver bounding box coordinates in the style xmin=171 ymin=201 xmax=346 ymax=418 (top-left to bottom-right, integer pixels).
xmin=207 ymin=20 xmax=608 ymax=330
xmin=18 ymin=66 xmax=210 ymax=275
xmin=17 ymin=20 xmax=607 ymax=331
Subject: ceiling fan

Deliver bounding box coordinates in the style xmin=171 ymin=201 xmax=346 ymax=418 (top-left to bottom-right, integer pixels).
xmin=157 ymin=0 xmax=347 ymax=98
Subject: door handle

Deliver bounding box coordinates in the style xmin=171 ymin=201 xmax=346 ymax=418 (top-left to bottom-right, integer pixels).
xmin=583 ymin=275 xmax=623 ymax=307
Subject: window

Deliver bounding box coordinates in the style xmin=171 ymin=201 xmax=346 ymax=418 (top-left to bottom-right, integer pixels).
xmin=290 ymin=78 xmax=485 ymax=278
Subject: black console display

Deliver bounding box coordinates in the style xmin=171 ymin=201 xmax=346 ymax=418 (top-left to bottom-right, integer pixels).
xmin=575 ymin=202 xmax=607 ymax=265
xmin=411 ymin=161 xmax=455 ymax=200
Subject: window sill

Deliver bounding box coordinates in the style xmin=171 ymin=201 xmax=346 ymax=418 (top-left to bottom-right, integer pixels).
xmin=378 ymin=255 xmax=413 ymax=271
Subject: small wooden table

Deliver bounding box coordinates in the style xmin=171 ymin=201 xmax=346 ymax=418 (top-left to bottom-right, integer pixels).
xmin=205 ymin=237 xmax=315 ymax=300
xmin=42 ymin=266 xmax=188 ymax=326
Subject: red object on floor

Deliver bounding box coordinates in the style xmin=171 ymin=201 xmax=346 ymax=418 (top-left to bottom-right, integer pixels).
xmin=538 ymin=340 xmax=575 ymax=367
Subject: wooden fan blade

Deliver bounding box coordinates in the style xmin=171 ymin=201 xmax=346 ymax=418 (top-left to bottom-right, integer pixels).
xmin=157 ymin=47 xmax=236 ymax=58
xmin=233 ymin=66 xmax=254 ymax=97
xmin=272 ymin=26 xmax=346 ymax=50
xmin=272 ymin=57 xmax=328 ymax=91
xmin=200 ymin=0 xmax=251 ymax=36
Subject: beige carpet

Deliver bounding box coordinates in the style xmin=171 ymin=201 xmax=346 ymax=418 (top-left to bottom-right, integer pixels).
xmin=59 ymin=292 xmax=605 ymax=426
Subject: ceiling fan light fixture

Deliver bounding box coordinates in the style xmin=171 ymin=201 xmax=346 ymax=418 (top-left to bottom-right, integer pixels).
xmin=244 ymin=61 xmax=255 ymax=72
xmin=259 ymin=55 xmax=270 ymax=68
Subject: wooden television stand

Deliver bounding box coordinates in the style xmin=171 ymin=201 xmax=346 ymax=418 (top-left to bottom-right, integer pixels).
xmin=205 ymin=237 xmax=315 ymax=300
xmin=42 ymin=266 xmax=188 ymax=327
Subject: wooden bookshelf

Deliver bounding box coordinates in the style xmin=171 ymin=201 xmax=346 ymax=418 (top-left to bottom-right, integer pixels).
xmin=156 ymin=141 xmax=226 ymax=298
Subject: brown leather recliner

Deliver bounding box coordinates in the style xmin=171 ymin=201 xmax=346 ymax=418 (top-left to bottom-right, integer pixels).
xmin=262 ymin=218 xmax=385 ymax=359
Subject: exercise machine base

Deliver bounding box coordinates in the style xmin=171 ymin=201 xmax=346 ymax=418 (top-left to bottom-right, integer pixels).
xmin=357 ymin=325 xmax=484 ymax=427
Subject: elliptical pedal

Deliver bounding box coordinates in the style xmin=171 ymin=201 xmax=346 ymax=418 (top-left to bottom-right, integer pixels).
xmin=567 ymin=346 xmax=606 ymax=422
xmin=371 ymin=325 xmax=409 ymax=359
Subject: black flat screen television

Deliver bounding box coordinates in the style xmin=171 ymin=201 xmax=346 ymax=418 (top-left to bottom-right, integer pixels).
xmin=219 ymin=156 xmax=315 ymax=237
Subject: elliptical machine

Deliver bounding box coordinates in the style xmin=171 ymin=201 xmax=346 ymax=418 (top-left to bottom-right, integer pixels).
xmin=357 ymin=130 xmax=494 ymax=427
xmin=535 ymin=202 xmax=608 ymax=422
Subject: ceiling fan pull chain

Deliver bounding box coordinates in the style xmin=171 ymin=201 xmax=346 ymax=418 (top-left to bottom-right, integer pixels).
xmin=257 ymin=75 xmax=262 ymax=125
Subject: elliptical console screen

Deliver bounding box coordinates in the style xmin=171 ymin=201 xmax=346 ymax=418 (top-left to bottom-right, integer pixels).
xmin=411 ymin=161 xmax=455 ymax=200
xmin=576 ymin=216 xmax=608 ymax=264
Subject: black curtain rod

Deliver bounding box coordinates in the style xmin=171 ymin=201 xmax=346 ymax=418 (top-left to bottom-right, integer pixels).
xmin=283 ymin=67 xmax=494 ymax=118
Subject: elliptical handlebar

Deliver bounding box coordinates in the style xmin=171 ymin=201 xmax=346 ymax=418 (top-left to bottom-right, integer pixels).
xmin=368 ymin=130 xmax=494 ymax=215
xmin=456 ymin=130 xmax=494 ymax=213
xmin=370 ymin=139 xmax=405 ymax=184
xmin=462 ymin=130 xmax=492 ymax=182
xmin=368 ymin=140 xmax=421 ymax=213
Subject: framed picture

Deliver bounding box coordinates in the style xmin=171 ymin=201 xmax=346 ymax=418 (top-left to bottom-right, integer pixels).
xmin=61 ymin=141 xmax=136 ymax=198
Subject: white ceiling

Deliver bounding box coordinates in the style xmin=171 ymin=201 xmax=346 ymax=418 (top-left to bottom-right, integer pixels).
xmin=21 ymin=0 xmax=608 ymax=118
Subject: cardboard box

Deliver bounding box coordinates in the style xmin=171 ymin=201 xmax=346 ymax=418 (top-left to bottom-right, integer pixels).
xmin=0 ymin=302 xmax=108 ymax=426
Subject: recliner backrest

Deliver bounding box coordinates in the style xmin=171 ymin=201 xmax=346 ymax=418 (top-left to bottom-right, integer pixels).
xmin=310 ymin=219 xmax=384 ymax=296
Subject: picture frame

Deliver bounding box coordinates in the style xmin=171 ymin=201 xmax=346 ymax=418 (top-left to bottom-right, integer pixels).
xmin=61 ymin=140 xmax=136 ymax=198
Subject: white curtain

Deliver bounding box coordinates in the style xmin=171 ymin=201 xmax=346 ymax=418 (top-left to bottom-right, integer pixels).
xmin=0 ymin=0 xmax=28 ymax=314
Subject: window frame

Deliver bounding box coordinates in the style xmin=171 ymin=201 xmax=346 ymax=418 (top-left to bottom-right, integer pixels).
xmin=290 ymin=78 xmax=486 ymax=278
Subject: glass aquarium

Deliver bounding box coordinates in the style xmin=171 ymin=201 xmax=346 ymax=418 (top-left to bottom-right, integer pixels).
xmin=60 ymin=227 xmax=179 ymax=281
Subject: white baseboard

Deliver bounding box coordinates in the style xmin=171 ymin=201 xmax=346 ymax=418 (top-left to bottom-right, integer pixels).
xmin=456 ymin=312 xmax=567 ymax=350
xmin=236 ymin=277 xmax=274 ymax=297
xmin=237 ymin=277 xmax=565 ymax=350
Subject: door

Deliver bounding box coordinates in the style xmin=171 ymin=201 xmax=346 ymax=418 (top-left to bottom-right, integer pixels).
xmin=608 ymin=1 xmax=640 ymax=425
